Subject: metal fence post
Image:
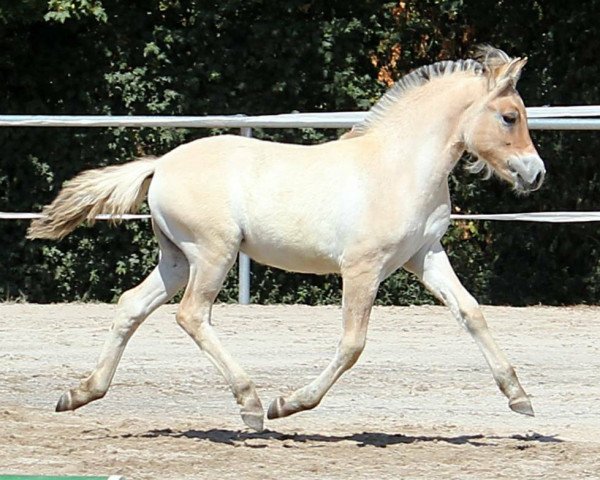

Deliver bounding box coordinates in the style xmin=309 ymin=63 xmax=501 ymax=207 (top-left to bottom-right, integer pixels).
xmin=238 ymin=126 xmax=252 ymax=304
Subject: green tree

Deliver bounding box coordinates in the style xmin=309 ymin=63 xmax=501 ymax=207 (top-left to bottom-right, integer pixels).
xmin=0 ymin=0 xmax=598 ymax=305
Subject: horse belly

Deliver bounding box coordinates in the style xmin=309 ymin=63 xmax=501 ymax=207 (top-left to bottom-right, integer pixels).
xmin=240 ymin=233 xmax=342 ymax=274
xmin=234 ymin=166 xmax=357 ymax=275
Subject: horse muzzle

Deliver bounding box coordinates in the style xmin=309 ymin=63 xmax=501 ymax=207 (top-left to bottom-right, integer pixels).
xmin=508 ymin=155 xmax=546 ymax=192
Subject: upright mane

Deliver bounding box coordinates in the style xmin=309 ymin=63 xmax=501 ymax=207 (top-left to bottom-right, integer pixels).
xmin=345 ymin=46 xmax=513 ymax=138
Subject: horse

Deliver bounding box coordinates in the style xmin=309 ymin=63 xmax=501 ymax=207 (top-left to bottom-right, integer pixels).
xmin=28 ymin=46 xmax=545 ymax=432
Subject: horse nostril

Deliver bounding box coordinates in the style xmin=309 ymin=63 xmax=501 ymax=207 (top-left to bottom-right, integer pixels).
xmin=532 ymin=171 xmax=544 ymax=190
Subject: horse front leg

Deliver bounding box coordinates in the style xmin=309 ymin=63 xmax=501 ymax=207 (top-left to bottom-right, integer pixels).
xmin=268 ymin=268 xmax=380 ymax=420
xmin=405 ymin=241 xmax=533 ymax=416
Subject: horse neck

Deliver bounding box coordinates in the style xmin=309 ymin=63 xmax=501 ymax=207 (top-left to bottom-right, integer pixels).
xmin=373 ymin=76 xmax=485 ymax=188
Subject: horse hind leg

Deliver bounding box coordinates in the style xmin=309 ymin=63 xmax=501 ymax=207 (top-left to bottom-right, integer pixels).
xmin=268 ymin=269 xmax=380 ymax=419
xmin=175 ymin=242 xmax=264 ymax=431
xmin=56 ymin=228 xmax=188 ymax=412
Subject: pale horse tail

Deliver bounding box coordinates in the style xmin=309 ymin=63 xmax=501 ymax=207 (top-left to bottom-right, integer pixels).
xmin=27 ymin=157 xmax=157 ymax=240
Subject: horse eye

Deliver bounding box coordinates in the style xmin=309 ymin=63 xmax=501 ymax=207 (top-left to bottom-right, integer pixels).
xmin=501 ymin=112 xmax=518 ymax=126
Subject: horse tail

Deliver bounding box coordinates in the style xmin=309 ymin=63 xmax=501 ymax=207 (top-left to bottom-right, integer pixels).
xmin=27 ymin=157 xmax=157 ymax=240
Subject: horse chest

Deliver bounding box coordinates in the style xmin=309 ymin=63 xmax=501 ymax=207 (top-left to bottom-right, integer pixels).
xmin=422 ymin=203 xmax=451 ymax=240
xmin=380 ymin=203 xmax=451 ymax=274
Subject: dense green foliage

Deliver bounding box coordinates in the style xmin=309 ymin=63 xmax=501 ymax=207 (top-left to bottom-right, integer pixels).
xmin=0 ymin=1 xmax=598 ymax=305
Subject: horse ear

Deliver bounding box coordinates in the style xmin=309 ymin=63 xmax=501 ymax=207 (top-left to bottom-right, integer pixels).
xmin=504 ymin=57 xmax=528 ymax=85
xmin=490 ymin=57 xmax=527 ymax=88
xmin=487 ymin=57 xmax=527 ymax=97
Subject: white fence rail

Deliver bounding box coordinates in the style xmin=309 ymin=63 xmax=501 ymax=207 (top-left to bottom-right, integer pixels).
xmin=4 ymin=211 xmax=600 ymax=222
xmin=1 ymin=107 xmax=600 ymax=303
xmin=1 ymin=106 xmax=600 ymax=129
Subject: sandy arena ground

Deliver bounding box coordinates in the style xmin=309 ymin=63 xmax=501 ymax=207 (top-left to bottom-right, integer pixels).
xmin=1 ymin=303 xmax=600 ymax=479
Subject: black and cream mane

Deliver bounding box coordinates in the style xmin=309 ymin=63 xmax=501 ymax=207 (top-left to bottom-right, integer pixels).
xmin=349 ymin=46 xmax=512 ymax=137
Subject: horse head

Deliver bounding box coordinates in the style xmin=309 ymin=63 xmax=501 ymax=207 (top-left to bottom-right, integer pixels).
xmin=463 ymin=46 xmax=545 ymax=193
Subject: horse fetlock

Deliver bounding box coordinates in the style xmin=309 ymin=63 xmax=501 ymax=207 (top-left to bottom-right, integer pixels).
xmin=234 ymin=378 xmax=256 ymax=396
xmin=494 ymin=367 xmax=523 ymax=398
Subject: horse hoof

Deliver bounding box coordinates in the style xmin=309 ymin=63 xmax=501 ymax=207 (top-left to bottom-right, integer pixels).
xmin=267 ymin=396 xmax=288 ymax=420
xmin=509 ymin=397 xmax=534 ymax=417
xmin=241 ymin=397 xmax=265 ymax=431
xmin=55 ymin=391 xmax=73 ymax=412
xmin=241 ymin=411 xmax=264 ymax=431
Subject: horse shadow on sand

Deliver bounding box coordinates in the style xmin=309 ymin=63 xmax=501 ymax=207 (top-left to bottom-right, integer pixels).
xmin=121 ymin=428 xmax=563 ymax=449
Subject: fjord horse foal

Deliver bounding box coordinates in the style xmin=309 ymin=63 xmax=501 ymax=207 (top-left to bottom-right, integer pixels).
xmin=29 ymin=47 xmax=545 ymax=431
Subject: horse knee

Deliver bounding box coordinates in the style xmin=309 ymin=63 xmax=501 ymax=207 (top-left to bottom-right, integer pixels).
xmin=339 ymin=336 xmax=366 ymax=368
xmin=460 ymin=301 xmax=486 ymax=334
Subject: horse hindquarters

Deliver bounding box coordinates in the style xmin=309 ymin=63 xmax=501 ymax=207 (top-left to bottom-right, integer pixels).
xmin=149 ymin=162 xmax=265 ymax=430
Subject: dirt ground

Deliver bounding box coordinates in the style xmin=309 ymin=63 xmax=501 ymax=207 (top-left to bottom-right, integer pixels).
xmin=1 ymin=303 xmax=600 ymax=479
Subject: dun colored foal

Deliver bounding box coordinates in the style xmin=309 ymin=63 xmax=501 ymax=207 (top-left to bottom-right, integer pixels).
xmin=29 ymin=46 xmax=545 ymax=431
